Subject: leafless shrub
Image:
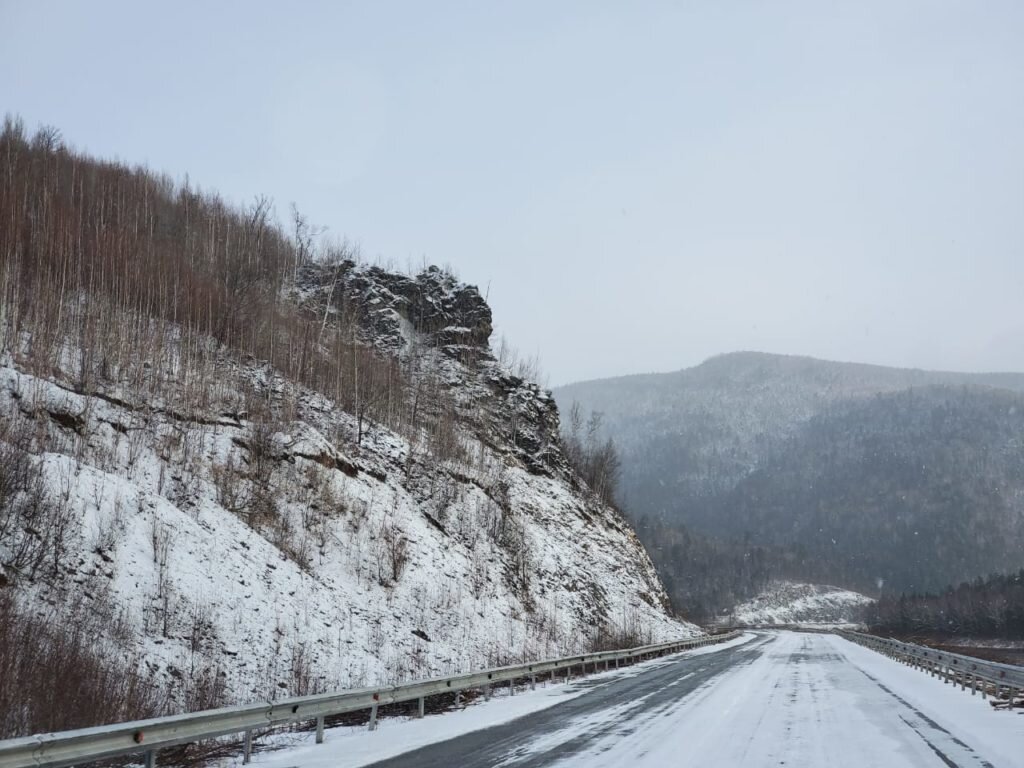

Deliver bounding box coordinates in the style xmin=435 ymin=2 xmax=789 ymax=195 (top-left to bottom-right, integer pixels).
xmin=180 ymin=662 xmax=229 ymax=714
xmin=211 ymin=455 xmax=248 ymax=514
xmin=93 ymin=492 xmax=126 ymax=555
xmin=428 ymin=473 xmax=458 ymax=525
xmin=347 ymin=493 xmax=369 ymax=532
xmin=377 ymin=510 xmax=409 ymax=586
xmin=500 ymin=513 xmax=533 ymax=606
xmin=247 ymin=420 xmax=277 ymax=485
xmin=151 ymin=517 xmax=174 ymax=607
xmin=185 ymin=600 xmax=216 ymax=658
xmin=587 ymin=608 xmax=653 ymax=652
xmin=427 ymin=403 xmax=466 ymax=465
xmin=0 ymin=590 xmax=166 ymax=738
xmin=561 ymin=405 xmax=621 ymax=507
xmin=495 ymin=335 xmax=545 ymax=386
xmin=470 ymin=546 xmax=489 ymax=600
xmin=297 ymin=463 xmax=342 ymax=557
xmin=0 ymin=418 xmax=77 ymax=580
xmin=288 ymin=639 xmax=324 ymax=697
xmin=482 ymin=470 xmax=513 ymax=543
xmin=367 ymin=618 xmax=385 ymax=653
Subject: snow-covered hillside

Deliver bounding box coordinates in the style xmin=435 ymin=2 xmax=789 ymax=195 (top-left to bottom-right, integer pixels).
xmin=0 ymin=262 xmax=694 ymax=708
xmin=725 ymin=582 xmax=873 ymax=627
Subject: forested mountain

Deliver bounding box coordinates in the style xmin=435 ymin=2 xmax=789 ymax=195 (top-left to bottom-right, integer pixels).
xmin=700 ymin=386 xmax=1024 ymax=592
xmin=867 ymin=570 xmax=1024 ymax=639
xmin=555 ymin=353 xmax=1024 ymax=618
xmin=0 ymin=120 xmax=690 ymax=737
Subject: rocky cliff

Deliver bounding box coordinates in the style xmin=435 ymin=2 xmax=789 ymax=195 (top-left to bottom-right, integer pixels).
xmin=0 ymin=261 xmax=691 ymax=709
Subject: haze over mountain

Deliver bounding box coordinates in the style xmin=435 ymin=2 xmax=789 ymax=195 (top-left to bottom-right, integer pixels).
xmin=555 ymin=352 xmax=1024 ymax=617
xmin=5 ymin=3 xmax=1024 ymax=386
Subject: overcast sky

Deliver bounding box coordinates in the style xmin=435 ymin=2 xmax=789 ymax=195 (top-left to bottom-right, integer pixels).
xmin=2 ymin=1 xmax=1022 ymax=385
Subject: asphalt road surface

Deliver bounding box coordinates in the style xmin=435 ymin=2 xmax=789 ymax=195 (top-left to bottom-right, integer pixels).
xmin=359 ymin=631 xmax=1016 ymax=768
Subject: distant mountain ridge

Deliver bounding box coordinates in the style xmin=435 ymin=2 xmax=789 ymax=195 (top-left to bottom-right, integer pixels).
xmin=554 ymin=352 xmax=1024 ymax=613
xmin=556 ymin=351 xmax=1024 ymax=513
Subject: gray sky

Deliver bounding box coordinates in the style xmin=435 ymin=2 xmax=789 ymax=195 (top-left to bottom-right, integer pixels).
xmin=2 ymin=1 xmax=1022 ymax=385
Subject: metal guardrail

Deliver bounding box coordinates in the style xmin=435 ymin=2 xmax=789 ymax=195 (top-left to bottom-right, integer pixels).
xmin=837 ymin=629 xmax=1024 ymax=699
xmin=0 ymin=631 xmax=741 ymax=768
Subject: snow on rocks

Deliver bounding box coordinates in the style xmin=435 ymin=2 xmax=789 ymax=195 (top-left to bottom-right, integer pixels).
xmin=0 ymin=266 xmax=695 ymax=709
xmin=726 ymin=581 xmax=873 ymax=627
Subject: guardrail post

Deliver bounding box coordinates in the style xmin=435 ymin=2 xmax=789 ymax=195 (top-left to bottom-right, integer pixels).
xmin=144 ymin=749 xmax=156 ymax=768
xmin=417 ymin=696 xmax=425 ymax=717
xmin=484 ymin=683 xmax=491 ymax=701
xmin=243 ymin=729 xmax=253 ymax=764
xmin=455 ymin=690 xmax=462 ymax=706
xmin=368 ymin=702 xmax=379 ymax=731
xmin=508 ymin=680 xmax=515 ymax=697
xmin=316 ymin=715 xmax=325 ymax=743
xmin=530 ymin=674 xmax=536 ymax=691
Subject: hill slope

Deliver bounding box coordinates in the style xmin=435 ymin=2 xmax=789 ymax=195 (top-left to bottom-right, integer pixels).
xmin=727 ymin=581 xmax=873 ymax=627
xmin=0 ymin=122 xmax=692 ymax=732
xmin=554 ymin=353 xmax=1024 ymax=610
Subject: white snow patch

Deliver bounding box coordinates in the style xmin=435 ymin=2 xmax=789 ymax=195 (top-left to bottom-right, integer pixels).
xmin=728 ymin=581 xmax=873 ymax=627
xmin=0 ymin=354 xmax=695 ymax=707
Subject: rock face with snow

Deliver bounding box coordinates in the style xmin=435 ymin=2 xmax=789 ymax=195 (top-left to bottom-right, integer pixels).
xmin=0 ymin=263 xmax=692 ymax=708
xmin=725 ymin=582 xmax=873 ymax=627
xmin=297 ymin=262 xmax=495 ymax=355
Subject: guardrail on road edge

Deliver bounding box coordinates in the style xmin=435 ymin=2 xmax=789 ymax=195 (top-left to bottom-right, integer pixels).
xmin=0 ymin=630 xmax=742 ymax=768
xmin=837 ymin=629 xmax=1024 ymax=704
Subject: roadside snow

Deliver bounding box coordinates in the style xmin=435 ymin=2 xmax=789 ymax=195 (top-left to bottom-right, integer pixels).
xmin=227 ymin=630 xmax=1024 ymax=768
xmin=547 ymin=631 xmax=1022 ymax=767
xmin=237 ymin=634 xmax=756 ymax=768
xmin=828 ymin=633 xmax=1023 ymax=767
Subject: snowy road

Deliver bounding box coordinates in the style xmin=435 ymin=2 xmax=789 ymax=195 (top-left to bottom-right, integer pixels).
xmin=253 ymin=631 xmax=1021 ymax=768
xmin=356 ymin=631 xmax=1021 ymax=768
